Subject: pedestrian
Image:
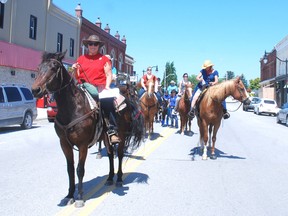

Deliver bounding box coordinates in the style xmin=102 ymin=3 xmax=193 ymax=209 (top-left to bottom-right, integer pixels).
xmin=188 ymin=60 xmax=230 ymax=119
xmin=169 ymin=89 xmax=178 ymax=128
xmin=167 ymin=80 xmax=178 ymax=95
xmin=72 ymin=34 xmax=121 ymax=144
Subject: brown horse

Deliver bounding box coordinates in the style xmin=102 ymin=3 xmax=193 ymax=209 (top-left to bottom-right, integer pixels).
xmin=31 ymin=52 xmax=145 ymax=207
xmin=196 ymin=77 xmax=250 ymax=160
xmin=178 ymin=83 xmax=193 ymax=135
xmin=139 ymin=79 xmax=158 ymax=137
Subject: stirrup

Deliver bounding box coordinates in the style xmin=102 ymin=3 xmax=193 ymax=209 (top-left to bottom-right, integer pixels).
xmin=188 ymin=109 xmax=195 ymax=118
xmin=107 ymin=130 xmax=121 ymax=144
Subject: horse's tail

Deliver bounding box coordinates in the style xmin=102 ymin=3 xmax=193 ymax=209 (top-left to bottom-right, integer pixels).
xmin=124 ymin=97 xmax=145 ymax=151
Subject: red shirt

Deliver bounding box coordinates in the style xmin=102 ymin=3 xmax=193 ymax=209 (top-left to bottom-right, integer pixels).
xmin=143 ymin=74 xmax=156 ymax=86
xmin=76 ymin=54 xmax=110 ymax=86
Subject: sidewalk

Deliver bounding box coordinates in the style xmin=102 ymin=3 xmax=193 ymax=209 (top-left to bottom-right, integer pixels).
xmin=36 ymin=108 xmax=48 ymax=121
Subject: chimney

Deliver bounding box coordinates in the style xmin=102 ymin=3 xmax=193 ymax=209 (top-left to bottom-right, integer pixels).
xmin=75 ymin=3 xmax=83 ymax=18
xmin=121 ymin=35 xmax=126 ymax=44
xmin=115 ymin=31 xmax=120 ymax=40
xmin=95 ymin=17 xmax=101 ymax=28
xmin=104 ymin=24 xmax=110 ymax=34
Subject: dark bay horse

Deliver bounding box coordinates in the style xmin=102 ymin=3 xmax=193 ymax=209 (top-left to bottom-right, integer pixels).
xmin=31 ymin=52 xmax=145 ymax=207
xmin=196 ymin=77 xmax=250 ymax=160
xmin=178 ymin=83 xmax=193 ymax=135
xmin=139 ymin=79 xmax=158 ymax=137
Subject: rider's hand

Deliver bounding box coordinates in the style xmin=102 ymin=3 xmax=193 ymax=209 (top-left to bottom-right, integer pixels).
xmin=72 ymin=63 xmax=79 ymax=69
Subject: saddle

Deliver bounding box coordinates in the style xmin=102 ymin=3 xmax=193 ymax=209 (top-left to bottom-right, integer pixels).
xmin=195 ymin=87 xmax=209 ymax=117
xmin=79 ymin=83 xmax=126 ymax=112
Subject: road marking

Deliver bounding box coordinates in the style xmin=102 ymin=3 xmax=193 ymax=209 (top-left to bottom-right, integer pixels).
xmin=56 ymin=127 xmax=175 ymax=216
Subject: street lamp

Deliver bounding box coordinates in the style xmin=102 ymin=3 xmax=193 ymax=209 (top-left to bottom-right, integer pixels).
xmin=263 ymin=51 xmax=288 ymax=104
xmin=164 ymin=73 xmax=176 ymax=90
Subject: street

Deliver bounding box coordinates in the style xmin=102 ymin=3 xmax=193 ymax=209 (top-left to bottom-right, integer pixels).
xmin=1 ymin=102 xmax=288 ymax=216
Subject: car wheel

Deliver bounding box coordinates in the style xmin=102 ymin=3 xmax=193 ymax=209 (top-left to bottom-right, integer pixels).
xmin=21 ymin=112 xmax=33 ymax=129
xmin=276 ymin=114 xmax=281 ymax=124
xmin=48 ymin=118 xmax=54 ymax=123
xmin=256 ymin=109 xmax=260 ymax=115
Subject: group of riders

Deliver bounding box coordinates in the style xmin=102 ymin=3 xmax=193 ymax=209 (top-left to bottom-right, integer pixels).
xmin=138 ymin=60 xmax=230 ymax=123
xmin=72 ymin=34 xmax=230 ymax=146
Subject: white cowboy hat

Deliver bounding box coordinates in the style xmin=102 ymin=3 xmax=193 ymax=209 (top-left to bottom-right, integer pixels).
xmin=170 ymin=80 xmax=175 ymax=84
xmin=202 ymin=60 xmax=214 ymax=69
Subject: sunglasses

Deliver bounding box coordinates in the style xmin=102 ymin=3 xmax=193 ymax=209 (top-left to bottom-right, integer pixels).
xmin=88 ymin=42 xmax=99 ymax=46
xmin=147 ymin=69 xmax=152 ymax=71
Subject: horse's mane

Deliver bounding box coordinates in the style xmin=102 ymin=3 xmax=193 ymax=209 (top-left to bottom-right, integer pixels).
xmin=208 ymin=79 xmax=235 ymax=98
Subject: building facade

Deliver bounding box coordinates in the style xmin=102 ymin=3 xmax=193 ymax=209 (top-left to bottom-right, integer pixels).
xmin=0 ymin=0 xmax=80 ymax=88
xmin=260 ymin=35 xmax=288 ymax=106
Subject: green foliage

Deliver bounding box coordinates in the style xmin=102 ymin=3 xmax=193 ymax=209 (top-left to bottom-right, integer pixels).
xmin=240 ymin=74 xmax=248 ymax=89
xmin=249 ymin=77 xmax=260 ymax=90
xmin=162 ymin=62 xmax=177 ymax=89
xmin=188 ymin=74 xmax=198 ymax=89
xmin=226 ymin=71 xmax=235 ymax=80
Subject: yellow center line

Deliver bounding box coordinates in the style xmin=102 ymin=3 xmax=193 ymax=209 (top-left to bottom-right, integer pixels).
xmin=56 ymin=127 xmax=174 ymax=216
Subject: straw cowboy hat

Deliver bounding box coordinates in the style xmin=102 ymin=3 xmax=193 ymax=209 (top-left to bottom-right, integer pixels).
xmin=82 ymin=35 xmax=104 ymax=47
xmin=202 ymin=60 xmax=214 ymax=69
xmin=170 ymin=80 xmax=176 ymax=84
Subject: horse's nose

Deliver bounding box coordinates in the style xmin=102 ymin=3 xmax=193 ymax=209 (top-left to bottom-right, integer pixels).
xmin=243 ymin=98 xmax=250 ymax=105
xmin=31 ymin=87 xmax=42 ymax=98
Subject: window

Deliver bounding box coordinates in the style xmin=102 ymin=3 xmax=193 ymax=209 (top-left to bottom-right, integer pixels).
xmin=29 ymin=15 xmax=37 ymax=40
xmin=0 ymin=87 xmax=4 ymax=103
xmin=57 ymin=33 xmax=63 ymax=52
xmin=4 ymin=87 xmax=21 ymax=102
xmin=0 ymin=3 xmax=4 ymax=29
xmin=20 ymin=87 xmax=34 ymax=100
xmin=69 ymin=38 xmax=74 ymax=57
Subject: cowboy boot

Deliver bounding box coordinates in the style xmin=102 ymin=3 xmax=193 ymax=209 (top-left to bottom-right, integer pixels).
xmin=223 ymin=109 xmax=230 ymax=119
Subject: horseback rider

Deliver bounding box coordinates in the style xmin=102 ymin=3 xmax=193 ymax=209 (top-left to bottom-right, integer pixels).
xmin=138 ymin=66 xmax=162 ymax=105
xmin=174 ymin=73 xmax=191 ymax=113
xmin=188 ymin=60 xmax=230 ymax=119
xmin=72 ymin=34 xmax=121 ymax=144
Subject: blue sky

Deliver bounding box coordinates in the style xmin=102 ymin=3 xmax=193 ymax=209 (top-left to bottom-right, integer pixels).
xmin=53 ymin=0 xmax=288 ymax=83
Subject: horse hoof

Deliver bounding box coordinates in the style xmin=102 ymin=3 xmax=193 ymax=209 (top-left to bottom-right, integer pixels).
xmin=60 ymin=197 xmax=74 ymax=206
xmin=96 ymin=153 xmax=102 ymax=159
xmin=105 ymin=180 xmax=114 ymax=186
xmin=74 ymin=200 xmax=85 ymax=208
xmin=210 ymin=155 xmax=217 ymax=160
xmin=202 ymin=156 xmax=208 ymax=160
xmin=116 ymin=181 xmax=123 ymax=187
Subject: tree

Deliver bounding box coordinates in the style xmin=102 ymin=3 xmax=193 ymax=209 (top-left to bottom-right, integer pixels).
xmin=225 ymin=71 xmax=235 ymax=80
xmin=162 ymin=62 xmax=177 ymax=90
xmin=240 ymin=74 xmax=248 ymax=89
xmin=249 ymin=77 xmax=260 ymax=90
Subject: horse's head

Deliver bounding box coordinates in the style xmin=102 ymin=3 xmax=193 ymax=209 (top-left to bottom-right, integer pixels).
xmin=31 ymin=51 xmax=69 ymax=98
xmin=146 ymin=80 xmax=155 ymax=98
xmin=230 ymin=77 xmax=250 ymax=105
xmin=185 ymin=83 xmax=193 ymax=99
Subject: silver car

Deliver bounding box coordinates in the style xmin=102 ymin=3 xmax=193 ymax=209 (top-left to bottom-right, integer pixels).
xmin=276 ymin=103 xmax=288 ymax=126
xmin=0 ymin=84 xmax=37 ymax=129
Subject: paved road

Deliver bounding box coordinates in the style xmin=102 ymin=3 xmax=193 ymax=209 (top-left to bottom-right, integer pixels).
xmin=1 ymin=102 xmax=288 ymax=216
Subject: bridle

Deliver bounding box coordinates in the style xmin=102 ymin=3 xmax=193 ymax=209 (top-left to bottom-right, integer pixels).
xmin=43 ymin=59 xmax=74 ymax=94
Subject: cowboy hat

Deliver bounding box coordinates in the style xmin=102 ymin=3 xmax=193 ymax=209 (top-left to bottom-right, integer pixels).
xmin=170 ymin=80 xmax=175 ymax=84
xmin=202 ymin=60 xmax=214 ymax=69
xmin=82 ymin=35 xmax=104 ymax=47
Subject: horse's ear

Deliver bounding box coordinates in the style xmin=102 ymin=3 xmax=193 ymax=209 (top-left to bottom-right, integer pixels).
xmin=235 ymin=76 xmax=240 ymax=83
xmin=55 ymin=50 xmax=67 ymax=62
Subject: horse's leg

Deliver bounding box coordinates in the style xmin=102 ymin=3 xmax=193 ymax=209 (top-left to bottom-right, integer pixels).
xmin=74 ymin=146 xmax=88 ymax=207
xmin=96 ymin=140 xmax=102 ymax=159
xmin=180 ymin=115 xmax=184 ymax=135
xmin=60 ymin=141 xmax=75 ymax=205
xmin=201 ymin=123 xmax=209 ymax=160
xmin=210 ymin=124 xmax=220 ymax=160
xmin=116 ymin=140 xmax=124 ymax=187
xmin=105 ymin=134 xmax=115 ymax=186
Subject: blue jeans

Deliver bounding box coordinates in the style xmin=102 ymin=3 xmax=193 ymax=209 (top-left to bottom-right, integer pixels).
xmin=138 ymin=88 xmax=162 ymax=104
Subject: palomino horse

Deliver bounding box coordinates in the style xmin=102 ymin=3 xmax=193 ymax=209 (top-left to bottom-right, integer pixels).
xmin=31 ymin=52 xmax=145 ymax=207
xmin=139 ymin=79 xmax=158 ymax=137
xmin=178 ymin=83 xmax=193 ymax=135
xmin=196 ymin=77 xmax=250 ymax=160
